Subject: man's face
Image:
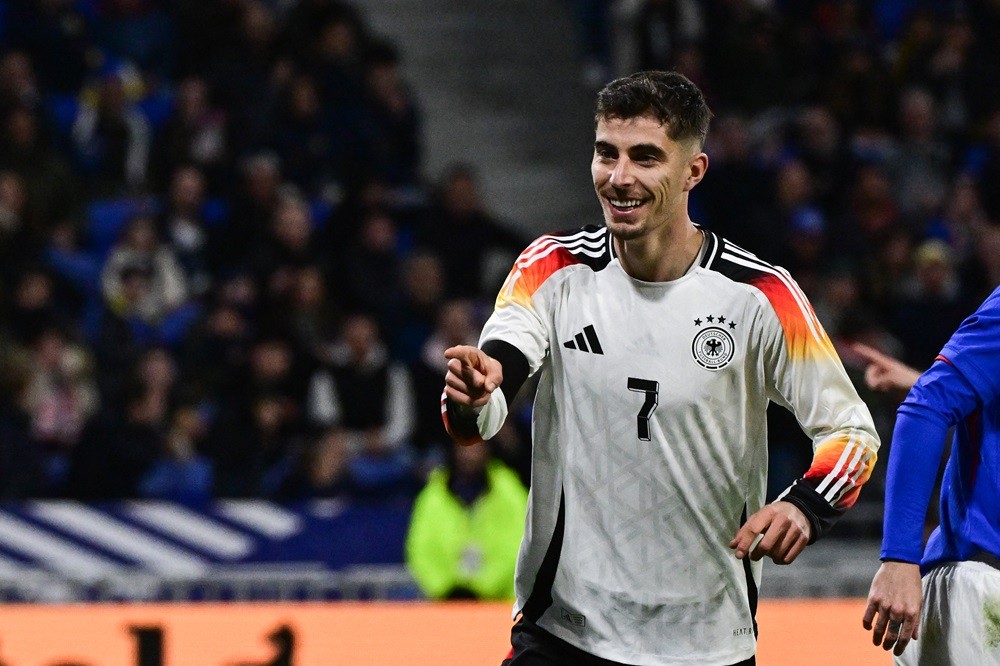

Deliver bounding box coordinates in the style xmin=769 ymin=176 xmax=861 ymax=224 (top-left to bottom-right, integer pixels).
xmin=592 ymin=115 xmax=703 ymax=241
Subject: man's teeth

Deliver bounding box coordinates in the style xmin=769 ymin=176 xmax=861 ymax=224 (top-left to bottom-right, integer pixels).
xmin=610 ymin=199 xmax=643 ymax=209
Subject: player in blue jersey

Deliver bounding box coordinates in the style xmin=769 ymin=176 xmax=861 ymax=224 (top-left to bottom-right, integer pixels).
xmin=857 ymin=284 xmax=1000 ymax=663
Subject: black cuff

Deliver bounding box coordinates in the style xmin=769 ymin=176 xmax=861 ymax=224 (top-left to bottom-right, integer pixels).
xmin=481 ymin=339 xmax=530 ymax=402
xmin=445 ymin=400 xmax=482 ymax=443
xmin=782 ymin=480 xmax=845 ymax=544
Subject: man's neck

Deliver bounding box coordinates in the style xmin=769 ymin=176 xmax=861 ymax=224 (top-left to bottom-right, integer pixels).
xmin=613 ymin=219 xmax=704 ymax=282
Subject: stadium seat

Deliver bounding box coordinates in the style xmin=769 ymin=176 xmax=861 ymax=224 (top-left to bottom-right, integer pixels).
xmin=86 ymin=197 xmax=162 ymax=256
xmin=309 ymin=198 xmax=334 ymax=231
xmin=44 ymin=93 xmax=80 ymax=139
xmin=201 ymin=197 xmax=230 ymax=228
xmin=136 ymin=92 xmax=174 ymax=130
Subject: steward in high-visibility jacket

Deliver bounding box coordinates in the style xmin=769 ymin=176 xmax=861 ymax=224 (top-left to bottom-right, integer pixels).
xmin=406 ymin=456 xmax=527 ymax=600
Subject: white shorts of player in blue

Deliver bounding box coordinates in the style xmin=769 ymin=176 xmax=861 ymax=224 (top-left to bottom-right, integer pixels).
xmin=896 ymin=561 xmax=1000 ymax=665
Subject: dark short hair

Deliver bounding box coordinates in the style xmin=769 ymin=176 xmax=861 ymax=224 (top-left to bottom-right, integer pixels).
xmin=595 ymin=71 xmax=712 ymax=148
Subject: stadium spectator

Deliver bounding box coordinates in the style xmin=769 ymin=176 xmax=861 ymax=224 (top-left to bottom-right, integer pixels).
xmin=64 ymin=379 xmax=169 ymax=499
xmin=152 ymin=76 xmax=229 ymax=190
xmin=305 ymin=313 xmax=415 ymax=497
xmin=0 ymin=169 xmax=36 ymax=284
xmin=0 ymin=51 xmax=40 ymax=112
xmin=209 ymin=334 xmax=310 ymax=497
xmin=285 ymin=264 xmax=342 ymax=362
xmin=71 ymin=67 xmax=152 ymax=195
xmin=0 ymin=348 xmax=45 ymax=498
xmin=886 ymin=87 xmax=951 ymax=228
xmin=405 ymin=439 xmax=526 ymax=600
xmin=0 ymin=103 xmax=82 ymax=234
xmin=421 ymin=164 xmax=525 ymax=301
xmin=253 ymin=187 xmax=324 ymax=311
xmin=887 ymin=239 xmax=972 ymax=368
xmin=137 ymin=402 xmax=214 ymax=504
xmin=409 ymin=299 xmax=478 ymax=446
xmin=269 ymin=73 xmax=337 ymax=196
xmin=385 ymin=250 xmax=445 ymax=364
xmin=338 ymin=208 xmax=402 ymax=323
xmin=100 ymin=213 xmax=189 ymax=326
xmin=277 ymin=427 xmax=358 ymax=501
xmin=161 ymin=165 xmax=215 ymax=297
xmin=225 ymin=151 xmax=283 ymax=272
xmin=23 ymin=326 xmax=99 ymax=476
xmin=363 ymin=39 xmax=422 ymax=187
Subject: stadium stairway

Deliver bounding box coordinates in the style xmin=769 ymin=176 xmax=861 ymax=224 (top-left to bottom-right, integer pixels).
xmin=352 ymin=0 xmax=599 ymax=237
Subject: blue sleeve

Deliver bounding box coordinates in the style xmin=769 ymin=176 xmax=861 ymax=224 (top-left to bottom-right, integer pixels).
xmin=881 ymin=286 xmax=1000 ymax=561
xmin=938 ymin=286 xmax=1000 ymax=406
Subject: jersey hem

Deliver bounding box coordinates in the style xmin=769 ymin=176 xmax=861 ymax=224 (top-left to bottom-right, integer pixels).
xmin=537 ymin=616 xmax=756 ymax=666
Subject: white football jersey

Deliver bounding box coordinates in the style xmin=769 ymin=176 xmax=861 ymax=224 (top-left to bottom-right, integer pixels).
xmin=478 ymin=225 xmax=880 ymax=665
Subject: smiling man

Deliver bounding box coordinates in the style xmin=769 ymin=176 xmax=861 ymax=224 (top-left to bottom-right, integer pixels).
xmin=442 ymin=71 xmax=880 ymax=665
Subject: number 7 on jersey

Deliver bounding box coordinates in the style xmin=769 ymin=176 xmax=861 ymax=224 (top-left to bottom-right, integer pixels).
xmin=627 ymin=377 xmax=659 ymax=441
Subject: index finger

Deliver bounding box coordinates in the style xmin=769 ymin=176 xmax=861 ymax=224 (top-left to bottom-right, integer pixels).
xmin=851 ymin=343 xmax=890 ymax=366
xmin=444 ymin=346 xmax=479 ymax=366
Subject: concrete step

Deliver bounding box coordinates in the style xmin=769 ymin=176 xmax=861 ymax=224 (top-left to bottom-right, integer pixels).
xmin=352 ymin=0 xmax=598 ymax=236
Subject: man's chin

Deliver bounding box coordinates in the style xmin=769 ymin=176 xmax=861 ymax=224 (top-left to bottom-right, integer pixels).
xmin=607 ymin=220 xmax=645 ymax=241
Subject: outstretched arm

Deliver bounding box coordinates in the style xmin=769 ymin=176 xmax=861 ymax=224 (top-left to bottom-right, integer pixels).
xmin=852 ymin=343 xmax=921 ymax=393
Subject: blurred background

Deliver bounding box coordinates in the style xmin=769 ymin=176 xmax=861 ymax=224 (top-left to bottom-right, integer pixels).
xmin=0 ymin=0 xmax=997 ymax=628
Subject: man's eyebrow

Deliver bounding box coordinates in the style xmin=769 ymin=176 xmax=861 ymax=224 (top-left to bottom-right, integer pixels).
xmin=628 ymin=143 xmax=667 ymax=159
xmin=594 ymin=140 xmax=616 ymax=151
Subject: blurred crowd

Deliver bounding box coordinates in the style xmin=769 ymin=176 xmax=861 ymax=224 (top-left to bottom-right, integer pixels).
xmin=0 ymin=0 xmax=998 ymax=516
xmin=0 ymin=0 xmax=530 ymax=503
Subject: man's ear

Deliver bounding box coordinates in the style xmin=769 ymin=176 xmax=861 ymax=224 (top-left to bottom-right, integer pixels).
xmin=684 ymin=151 xmax=709 ymax=192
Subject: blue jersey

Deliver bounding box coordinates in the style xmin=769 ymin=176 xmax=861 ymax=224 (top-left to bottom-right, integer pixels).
xmin=881 ymin=286 xmax=1000 ymax=571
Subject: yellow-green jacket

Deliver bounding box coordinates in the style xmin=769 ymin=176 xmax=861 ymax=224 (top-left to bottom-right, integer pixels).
xmin=405 ymin=461 xmax=528 ymax=600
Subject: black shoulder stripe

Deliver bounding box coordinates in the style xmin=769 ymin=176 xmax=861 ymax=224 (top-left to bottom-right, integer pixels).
xmin=697 ymin=227 xmax=719 ymax=268
xmin=534 ymin=224 xmax=613 ymax=272
xmin=704 ymin=238 xmax=772 ymax=285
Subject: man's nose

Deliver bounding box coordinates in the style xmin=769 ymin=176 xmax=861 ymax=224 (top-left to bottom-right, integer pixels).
xmin=609 ymin=159 xmax=635 ymax=188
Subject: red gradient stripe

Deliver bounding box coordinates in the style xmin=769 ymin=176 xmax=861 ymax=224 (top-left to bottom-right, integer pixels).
xmin=499 ymin=244 xmax=583 ymax=308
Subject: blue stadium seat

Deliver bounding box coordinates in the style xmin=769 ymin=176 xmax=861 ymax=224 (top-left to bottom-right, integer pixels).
xmin=86 ymin=197 xmax=162 ymax=256
xmin=44 ymin=93 xmax=80 ymax=139
xmin=200 ymin=197 xmax=230 ymax=227
xmin=310 ymin=198 xmax=334 ymax=231
xmin=136 ymin=92 xmax=174 ymax=130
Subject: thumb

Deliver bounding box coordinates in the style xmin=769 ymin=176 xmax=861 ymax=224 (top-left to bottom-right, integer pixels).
xmin=483 ymin=358 xmax=503 ymax=393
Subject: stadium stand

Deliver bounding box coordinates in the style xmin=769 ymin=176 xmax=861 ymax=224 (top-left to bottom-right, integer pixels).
xmin=0 ymin=0 xmax=998 ymax=601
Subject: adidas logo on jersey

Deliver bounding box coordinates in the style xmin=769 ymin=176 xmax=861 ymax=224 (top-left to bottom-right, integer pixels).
xmin=562 ymin=324 xmax=604 ymax=354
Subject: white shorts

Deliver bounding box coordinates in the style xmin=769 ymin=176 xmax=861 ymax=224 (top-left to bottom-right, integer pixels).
xmin=895 ymin=560 xmax=1000 ymax=666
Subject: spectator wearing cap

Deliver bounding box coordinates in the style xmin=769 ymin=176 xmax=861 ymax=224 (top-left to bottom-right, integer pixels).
xmin=888 ymin=239 xmax=975 ymax=367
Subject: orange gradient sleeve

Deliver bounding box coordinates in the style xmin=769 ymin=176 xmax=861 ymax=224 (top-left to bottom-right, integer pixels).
xmin=749 ymin=273 xmax=836 ymax=361
xmin=497 ymin=241 xmax=582 ymax=311
xmin=802 ymin=435 xmax=878 ymax=510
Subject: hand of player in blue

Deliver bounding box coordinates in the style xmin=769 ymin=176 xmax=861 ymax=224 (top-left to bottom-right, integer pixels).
xmin=729 ymin=501 xmax=812 ymax=565
xmin=444 ymin=345 xmax=504 ymax=408
xmin=862 ymin=561 xmax=922 ymax=656
xmin=851 ymin=343 xmax=921 ymax=393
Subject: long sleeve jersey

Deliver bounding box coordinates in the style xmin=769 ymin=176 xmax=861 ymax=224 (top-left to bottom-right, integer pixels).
xmin=444 ymin=225 xmax=880 ymax=665
xmin=881 ymin=285 xmax=1000 ymax=572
